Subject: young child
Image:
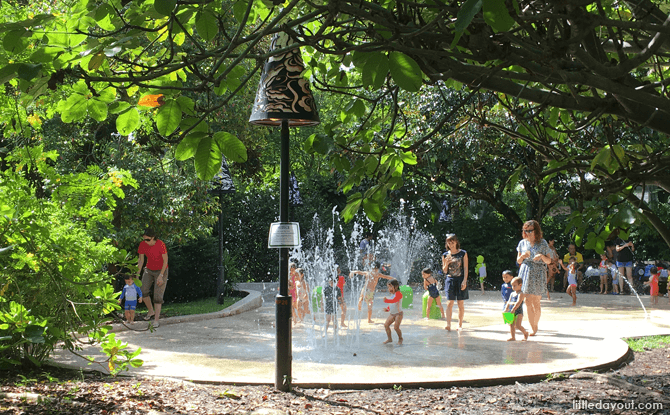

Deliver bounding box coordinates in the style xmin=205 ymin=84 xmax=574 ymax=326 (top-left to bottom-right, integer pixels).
xmin=422 ymin=267 xmax=445 ymax=319
xmin=645 ymin=266 xmax=660 ymax=305
xmin=504 ymin=276 xmax=529 ymax=341
xmin=289 ymin=262 xmax=298 ymax=324
xmin=382 ymin=279 xmax=403 ymax=345
xmin=501 ymin=270 xmax=514 ymax=306
xmin=118 ymin=274 xmax=143 ymax=324
xmin=352 ymin=261 xmax=395 ymax=323
xmin=335 ymin=264 xmax=348 ymax=327
xmin=598 ymin=253 xmax=609 ymax=294
xmin=562 ymin=257 xmax=578 ymax=305
xmin=610 ymin=261 xmax=620 ymax=295
xmin=477 ymin=255 xmax=487 ymax=294
xmin=322 ymin=276 xmax=339 ymax=335
xmin=294 ymin=268 xmax=311 ymax=323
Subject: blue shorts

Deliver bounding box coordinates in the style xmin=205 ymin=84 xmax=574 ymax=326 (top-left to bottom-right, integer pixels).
xmin=616 ymin=261 xmax=633 ymax=268
xmin=124 ymin=300 xmax=138 ymax=311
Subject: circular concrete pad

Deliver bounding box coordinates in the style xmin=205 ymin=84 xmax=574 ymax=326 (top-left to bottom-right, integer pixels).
xmin=51 ymin=289 xmax=670 ymax=388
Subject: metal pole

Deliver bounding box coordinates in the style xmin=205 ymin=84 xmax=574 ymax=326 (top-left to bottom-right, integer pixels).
xmin=216 ymin=195 xmax=225 ymax=305
xmin=276 ymin=120 xmax=292 ymax=391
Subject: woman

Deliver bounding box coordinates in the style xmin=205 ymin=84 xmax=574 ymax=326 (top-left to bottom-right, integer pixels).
xmin=442 ymin=233 xmax=468 ymax=331
xmin=136 ymin=228 xmax=168 ymax=328
xmin=516 ymin=220 xmax=552 ymax=336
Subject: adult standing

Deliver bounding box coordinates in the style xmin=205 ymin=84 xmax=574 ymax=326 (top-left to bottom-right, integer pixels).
xmin=442 ymin=233 xmax=468 ymax=332
xmin=136 ymin=228 xmax=168 ymax=327
xmin=516 ymin=220 xmax=552 ymax=336
xmin=359 ymin=233 xmax=374 ymax=268
xmin=615 ymin=233 xmax=635 ymax=294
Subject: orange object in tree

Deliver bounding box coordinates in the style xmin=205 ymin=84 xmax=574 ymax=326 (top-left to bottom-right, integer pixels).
xmin=138 ymin=94 xmax=165 ymax=108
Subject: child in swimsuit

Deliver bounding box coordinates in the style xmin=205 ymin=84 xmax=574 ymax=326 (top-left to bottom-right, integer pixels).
xmin=322 ymin=276 xmax=340 ymax=336
xmin=352 ymin=261 xmax=395 ymax=323
xmin=504 ymin=277 xmax=529 ymax=341
xmin=562 ymin=257 xmax=578 ymax=306
xmin=383 ymin=279 xmax=403 ymax=345
xmin=422 ymin=267 xmax=445 ymax=319
xmin=645 ymin=266 xmax=660 ymax=305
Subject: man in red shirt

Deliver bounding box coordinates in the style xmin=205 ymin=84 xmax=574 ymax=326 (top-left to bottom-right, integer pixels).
xmin=136 ymin=228 xmax=168 ymax=327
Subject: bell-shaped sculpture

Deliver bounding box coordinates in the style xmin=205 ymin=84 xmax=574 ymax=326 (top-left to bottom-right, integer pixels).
xmin=249 ymin=32 xmax=320 ymax=127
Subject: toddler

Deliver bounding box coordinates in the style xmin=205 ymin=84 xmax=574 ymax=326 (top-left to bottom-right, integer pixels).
xmin=645 ymin=266 xmax=660 ymax=305
xmin=501 ymin=270 xmax=514 ymax=307
xmin=504 ymin=277 xmax=529 ymax=341
xmin=118 ymin=274 xmax=143 ymax=324
xmin=422 ymin=267 xmax=445 ymax=319
xmin=322 ymin=276 xmax=340 ymax=335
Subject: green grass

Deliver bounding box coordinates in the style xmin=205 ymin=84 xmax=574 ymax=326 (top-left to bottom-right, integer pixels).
xmin=159 ymin=296 xmax=243 ymax=317
xmin=624 ymin=335 xmax=670 ymax=352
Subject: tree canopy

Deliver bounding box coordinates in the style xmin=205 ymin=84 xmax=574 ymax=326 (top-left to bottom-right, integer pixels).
xmin=1 ymin=0 xmax=669 ymax=247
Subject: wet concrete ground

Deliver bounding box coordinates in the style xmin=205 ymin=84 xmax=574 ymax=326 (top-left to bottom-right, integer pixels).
xmin=51 ymin=287 xmax=670 ymax=388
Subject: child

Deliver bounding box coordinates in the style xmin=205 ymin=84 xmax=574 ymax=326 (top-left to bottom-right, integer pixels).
xmin=610 ymin=261 xmax=620 ymax=295
xmin=322 ymin=276 xmax=339 ymax=335
xmin=598 ymin=254 xmax=609 ymax=294
xmin=118 ymin=274 xmax=143 ymax=324
xmin=352 ymin=261 xmax=395 ymax=323
xmin=562 ymin=257 xmax=578 ymax=305
xmin=382 ymin=279 xmax=403 ymax=345
xmin=422 ymin=267 xmax=445 ymax=319
xmin=335 ymin=264 xmax=348 ymax=327
xmin=645 ymin=266 xmax=660 ymax=305
xmin=501 ymin=270 xmax=514 ymax=306
xmin=294 ymin=268 xmax=311 ymax=323
xmin=504 ymin=277 xmax=529 ymax=341
xmin=476 ymin=255 xmax=487 ymax=294
xmin=289 ymin=262 xmax=298 ymax=324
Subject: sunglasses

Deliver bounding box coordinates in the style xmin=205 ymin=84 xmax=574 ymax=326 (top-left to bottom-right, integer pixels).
xmin=143 ymin=238 xmax=152 ymax=242
xmin=523 ymin=229 xmax=534 ymax=233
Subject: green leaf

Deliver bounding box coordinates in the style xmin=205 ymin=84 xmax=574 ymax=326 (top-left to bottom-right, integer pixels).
xmin=17 ymin=63 xmax=42 ymax=81
xmin=399 ymin=151 xmax=417 ymax=165
xmin=30 ymin=47 xmax=62 ymax=63
xmin=0 ymin=64 xmax=19 ymax=84
xmin=60 ymin=94 xmax=88 ymax=123
xmin=88 ymin=52 xmax=106 ymax=71
xmin=175 ymin=132 xmax=206 ymax=161
xmin=88 ymin=99 xmax=108 ymax=122
xmin=194 ymin=136 xmax=222 ymax=180
xmin=195 ymin=10 xmax=218 ymax=42
xmin=388 ymin=52 xmax=422 ymax=92
xmin=109 ymin=101 xmax=130 ymax=114
xmin=342 ymin=193 xmax=363 ymax=222
xmin=3 ymin=29 xmax=31 ymax=54
xmin=233 ymin=0 xmax=250 ymax=23
xmin=362 ymin=198 xmax=384 ymax=222
xmin=453 ymin=0 xmax=482 ymax=47
xmin=156 ymin=99 xmax=182 ymax=136
xmin=154 ymin=0 xmax=177 ymax=16
xmin=213 ymin=131 xmax=247 ymax=163
xmin=116 ymin=107 xmax=140 ymax=136
xmin=362 ymin=53 xmax=389 ymax=90
xmin=482 ymin=0 xmax=515 ymax=32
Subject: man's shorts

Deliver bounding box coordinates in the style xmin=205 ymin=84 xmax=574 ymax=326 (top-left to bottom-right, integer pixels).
xmin=124 ymin=300 xmax=137 ymax=311
xmin=616 ymin=260 xmax=633 ymax=268
xmin=141 ymin=268 xmax=169 ymax=304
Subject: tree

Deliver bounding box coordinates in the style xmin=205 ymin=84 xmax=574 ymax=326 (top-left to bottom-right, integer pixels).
xmin=1 ymin=0 xmax=669 ymax=247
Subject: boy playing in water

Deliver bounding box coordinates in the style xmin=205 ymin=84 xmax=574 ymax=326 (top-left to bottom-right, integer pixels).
xmin=353 ymin=261 xmax=395 ymax=323
xmin=501 ymin=270 xmax=514 ymax=306
xmin=505 ymin=277 xmax=529 ymax=341
xmin=383 ymin=279 xmax=403 ymax=345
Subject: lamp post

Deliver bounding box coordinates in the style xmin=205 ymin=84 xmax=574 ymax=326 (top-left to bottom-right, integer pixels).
xmin=211 ymin=158 xmax=236 ymax=305
xmin=249 ymin=32 xmax=320 ymax=391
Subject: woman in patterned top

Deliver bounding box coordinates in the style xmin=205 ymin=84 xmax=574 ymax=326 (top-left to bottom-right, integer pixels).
xmin=516 ymin=220 xmax=552 ymax=336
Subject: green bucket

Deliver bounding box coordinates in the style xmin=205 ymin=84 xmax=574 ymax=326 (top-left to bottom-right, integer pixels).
xmin=502 ymin=312 xmax=516 ymax=324
xmin=311 ymin=286 xmax=323 ymax=312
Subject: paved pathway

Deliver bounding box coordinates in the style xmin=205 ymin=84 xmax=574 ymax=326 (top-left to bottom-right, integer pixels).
xmin=51 ymin=288 xmax=670 ymax=388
